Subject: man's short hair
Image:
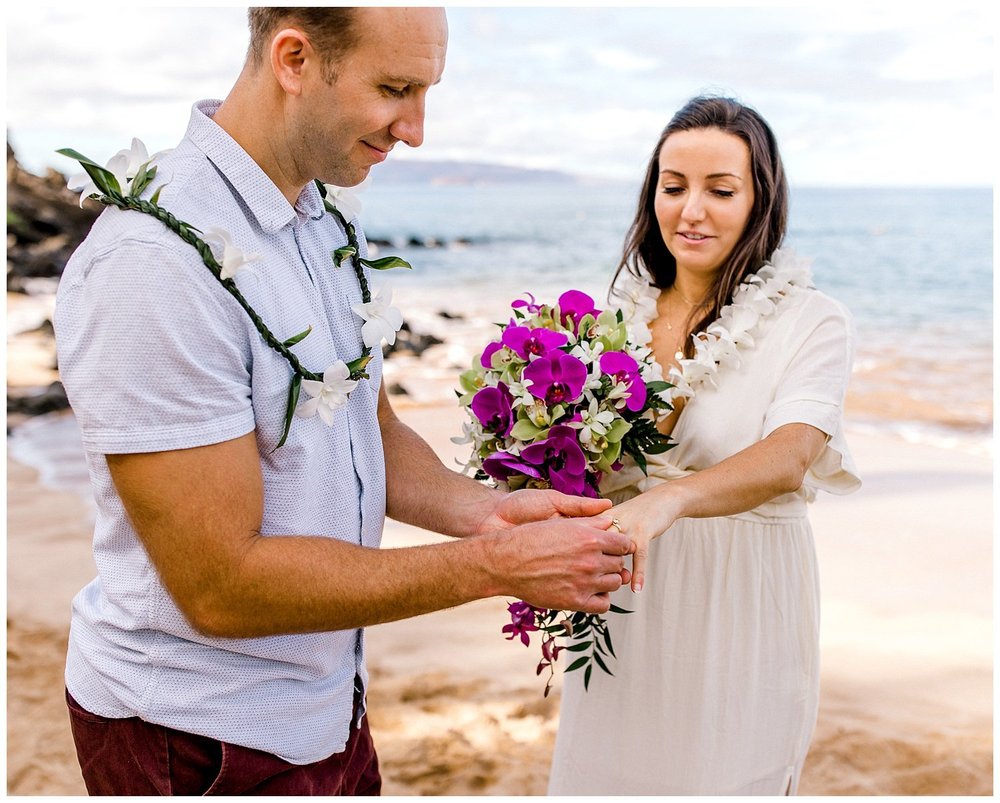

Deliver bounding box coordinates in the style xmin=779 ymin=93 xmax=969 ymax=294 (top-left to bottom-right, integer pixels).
xmin=247 ymin=7 xmax=358 ymax=81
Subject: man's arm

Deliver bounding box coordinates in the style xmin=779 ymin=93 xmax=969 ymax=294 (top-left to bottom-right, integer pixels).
xmin=106 ymin=430 xmax=630 ymax=639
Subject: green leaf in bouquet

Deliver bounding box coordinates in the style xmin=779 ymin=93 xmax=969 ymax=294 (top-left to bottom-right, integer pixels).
xmin=645 ymin=380 xmax=672 ymax=395
xmin=565 ymin=655 xmax=590 ymax=673
xmin=510 ymin=419 xmax=546 ymax=442
xmin=609 ymin=603 xmax=632 ymax=614
xmin=604 ymin=418 xmax=631 ymax=444
xmin=459 ymin=367 xmax=484 ymax=394
xmin=564 ymin=640 xmax=592 ymax=652
xmin=592 ymin=650 xmax=613 ymax=676
xmin=584 ymin=664 xmax=593 ymax=690
xmin=602 ymin=626 xmax=617 ymax=658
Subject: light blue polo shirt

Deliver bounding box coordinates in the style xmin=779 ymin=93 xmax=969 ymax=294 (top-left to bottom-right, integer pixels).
xmin=55 ymin=100 xmax=387 ymax=764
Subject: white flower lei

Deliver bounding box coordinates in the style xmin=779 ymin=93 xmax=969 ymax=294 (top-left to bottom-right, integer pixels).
xmin=615 ymin=248 xmax=815 ymax=408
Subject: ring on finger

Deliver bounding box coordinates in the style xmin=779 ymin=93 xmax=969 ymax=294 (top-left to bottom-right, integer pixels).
xmin=610 ymin=517 xmax=624 ymax=534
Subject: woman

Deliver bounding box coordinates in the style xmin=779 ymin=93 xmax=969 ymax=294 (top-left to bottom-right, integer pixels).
xmin=548 ymin=96 xmax=860 ymax=795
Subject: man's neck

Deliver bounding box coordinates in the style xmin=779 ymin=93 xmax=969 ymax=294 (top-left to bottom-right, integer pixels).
xmin=212 ymin=73 xmax=306 ymax=206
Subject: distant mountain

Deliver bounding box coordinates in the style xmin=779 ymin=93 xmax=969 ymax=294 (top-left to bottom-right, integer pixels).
xmin=372 ymin=159 xmax=578 ymax=185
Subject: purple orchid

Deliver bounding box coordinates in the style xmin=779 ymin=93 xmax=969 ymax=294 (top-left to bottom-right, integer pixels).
xmin=480 ymin=340 xmax=504 ymax=369
xmin=511 ymin=292 xmax=543 ymax=314
xmin=558 ymin=290 xmax=600 ymax=333
xmin=502 ymin=324 xmax=569 ymax=360
xmin=470 ymin=383 xmax=515 ymax=437
xmin=600 ymin=351 xmax=648 ymax=412
xmin=520 ymin=424 xmax=589 ymax=496
xmin=523 ymin=352 xmax=587 ymax=407
xmin=503 ymin=600 xmax=545 ymax=646
xmin=482 ymin=450 xmax=543 ymax=484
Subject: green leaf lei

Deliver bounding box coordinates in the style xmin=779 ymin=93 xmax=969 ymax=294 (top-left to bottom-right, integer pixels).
xmin=58 ymin=147 xmax=411 ymax=448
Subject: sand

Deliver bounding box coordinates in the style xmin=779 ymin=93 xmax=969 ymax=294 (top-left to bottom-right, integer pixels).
xmin=5 ymin=394 xmax=992 ymax=796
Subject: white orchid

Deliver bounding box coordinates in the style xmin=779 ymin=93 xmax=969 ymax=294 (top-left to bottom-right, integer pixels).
xmin=572 ymin=398 xmax=617 ymax=447
xmin=201 ymin=227 xmax=263 ymax=280
xmin=67 ymin=138 xmax=156 ymax=206
xmin=296 ymin=361 xmax=359 ymax=426
xmin=323 ymin=174 xmax=372 ymax=221
xmin=352 ymin=283 xmax=404 ymax=348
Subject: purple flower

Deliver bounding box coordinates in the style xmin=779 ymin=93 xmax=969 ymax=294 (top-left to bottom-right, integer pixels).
xmin=600 ymin=351 xmax=648 ymax=412
xmin=503 ymin=600 xmax=545 ymax=646
xmin=501 ymin=324 xmax=568 ymax=360
xmin=470 ymin=383 xmax=515 ymax=437
xmin=511 ymin=292 xmax=543 ymax=314
xmin=523 ymin=352 xmax=588 ymax=406
xmin=520 ymin=424 xmax=589 ymax=496
xmin=558 ymin=290 xmax=600 ymax=333
xmin=482 ymin=450 xmax=543 ymax=484
xmin=480 ymin=340 xmax=504 ymax=369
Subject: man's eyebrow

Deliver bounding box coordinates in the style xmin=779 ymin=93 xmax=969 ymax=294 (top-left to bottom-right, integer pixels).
xmin=381 ymin=74 xmax=443 ymax=88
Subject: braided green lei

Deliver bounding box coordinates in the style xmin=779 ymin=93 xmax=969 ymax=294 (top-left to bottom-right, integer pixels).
xmin=59 ymin=148 xmax=410 ymax=448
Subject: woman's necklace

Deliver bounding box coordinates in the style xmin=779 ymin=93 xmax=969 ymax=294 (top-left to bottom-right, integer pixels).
xmin=663 ymin=285 xmax=709 ymax=332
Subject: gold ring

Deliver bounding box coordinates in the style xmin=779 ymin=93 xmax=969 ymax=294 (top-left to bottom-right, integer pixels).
xmin=610 ymin=517 xmax=624 ymax=534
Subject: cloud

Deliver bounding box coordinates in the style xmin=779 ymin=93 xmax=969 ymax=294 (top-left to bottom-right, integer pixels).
xmin=5 ymin=5 xmax=993 ymax=186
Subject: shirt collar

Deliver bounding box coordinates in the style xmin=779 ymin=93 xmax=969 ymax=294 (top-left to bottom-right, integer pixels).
xmin=185 ymin=99 xmax=325 ymax=233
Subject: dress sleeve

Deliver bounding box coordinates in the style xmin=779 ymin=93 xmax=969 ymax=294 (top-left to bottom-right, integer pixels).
xmin=56 ymin=235 xmax=256 ymax=454
xmin=762 ymin=292 xmax=861 ymax=495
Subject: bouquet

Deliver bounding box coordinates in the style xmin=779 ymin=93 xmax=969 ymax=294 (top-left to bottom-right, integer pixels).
xmin=455 ymin=289 xmax=675 ymax=694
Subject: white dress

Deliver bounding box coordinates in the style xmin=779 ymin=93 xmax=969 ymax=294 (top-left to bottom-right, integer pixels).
xmin=548 ymin=259 xmax=861 ymax=795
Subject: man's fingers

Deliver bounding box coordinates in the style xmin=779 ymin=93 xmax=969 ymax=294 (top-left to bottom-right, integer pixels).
xmin=553 ymin=494 xmax=612 ymax=517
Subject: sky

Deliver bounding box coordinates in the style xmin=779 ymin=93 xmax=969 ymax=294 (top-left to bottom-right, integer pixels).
xmin=4 ymin=4 xmax=995 ymax=187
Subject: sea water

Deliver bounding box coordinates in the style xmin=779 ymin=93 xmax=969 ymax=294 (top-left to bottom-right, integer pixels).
xmin=7 ymin=182 xmax=992 ymax=491
xmin=360 ymin=181 xmax=993 ymax=454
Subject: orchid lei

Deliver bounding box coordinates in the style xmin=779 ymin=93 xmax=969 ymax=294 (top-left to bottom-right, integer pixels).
xmin=60 ymin=140 xmax=410 ymax=447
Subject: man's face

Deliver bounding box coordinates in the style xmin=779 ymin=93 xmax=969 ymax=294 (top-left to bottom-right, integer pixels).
xmin=296 ymin=8 xmax=448 ymax=187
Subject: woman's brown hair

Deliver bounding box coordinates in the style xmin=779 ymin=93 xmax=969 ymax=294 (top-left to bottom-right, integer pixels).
xmin=611 ymin=96 xmax=788 ymax=356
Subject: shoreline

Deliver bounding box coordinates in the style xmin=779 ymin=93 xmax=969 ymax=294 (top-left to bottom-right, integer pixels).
xmin=5 ymin=401 xmax=993 ymax=795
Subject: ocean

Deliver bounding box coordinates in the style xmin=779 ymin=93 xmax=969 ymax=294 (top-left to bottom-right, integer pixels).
xmin=6 ymin=182 xmax=993 ymax=496
xmin=361 ymin=181 xmax=993 ymax=454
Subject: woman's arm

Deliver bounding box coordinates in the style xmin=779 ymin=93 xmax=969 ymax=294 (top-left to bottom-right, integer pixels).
xmin=612 ymin=422 xmax=828 ymax=592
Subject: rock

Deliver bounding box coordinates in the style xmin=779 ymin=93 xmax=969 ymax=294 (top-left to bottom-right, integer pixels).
xmin=383 ymin=322 xmax=445 ymax=359
xmin=6 ymin=381 xmax=70 ymax=417
xmin=6 ymin=141 xmax=99 ymax=292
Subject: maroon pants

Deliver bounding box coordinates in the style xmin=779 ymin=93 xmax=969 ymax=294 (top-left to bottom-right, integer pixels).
xmin=66 ymin=687 xmax=381 ymax=796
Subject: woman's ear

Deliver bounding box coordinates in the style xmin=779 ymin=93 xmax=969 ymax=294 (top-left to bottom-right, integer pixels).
xmin=269 ymin=27 xmax=313 ymax=96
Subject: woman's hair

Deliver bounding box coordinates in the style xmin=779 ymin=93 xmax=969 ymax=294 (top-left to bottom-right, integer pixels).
xmin=247 ymin=7 xmax=358 ymax=82
xmin=611 ymin=95 xmax=788 ymax=355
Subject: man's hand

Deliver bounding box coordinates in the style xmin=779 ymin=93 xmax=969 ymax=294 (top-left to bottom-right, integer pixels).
xmin=474 ymin=488 xmax=613 ymax=533
xmin=484 ymin=515 xmax=632 ymax=614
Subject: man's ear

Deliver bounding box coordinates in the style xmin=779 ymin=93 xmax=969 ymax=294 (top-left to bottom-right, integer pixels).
xmin=269 ymin=27 xmax=314 ymax=96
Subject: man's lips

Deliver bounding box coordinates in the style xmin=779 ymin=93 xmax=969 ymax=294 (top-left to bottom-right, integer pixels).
xmin=362 ymin=141 xmax=392 ymax=162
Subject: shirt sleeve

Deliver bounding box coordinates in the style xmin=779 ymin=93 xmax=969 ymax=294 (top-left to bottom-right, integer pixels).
xmin=762 ymin=292 xmax=862 ymax=495
xmin=56 ymin=234 xmax=256 ymax=454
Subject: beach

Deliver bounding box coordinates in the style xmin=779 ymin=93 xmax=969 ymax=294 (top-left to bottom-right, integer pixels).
xmin=6 ymin=336 xmax=993 ymax=795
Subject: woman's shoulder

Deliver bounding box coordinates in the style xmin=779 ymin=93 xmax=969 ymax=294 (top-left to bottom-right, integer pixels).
xmin=782 ymin=285 xmax=854 ymax=328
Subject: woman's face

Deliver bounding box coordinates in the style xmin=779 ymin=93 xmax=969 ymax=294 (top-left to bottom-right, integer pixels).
xmin=653 ymin=127 xmax=755 ymax=280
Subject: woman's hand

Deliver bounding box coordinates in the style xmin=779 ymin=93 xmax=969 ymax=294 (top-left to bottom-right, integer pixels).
xmin=609 ymin=490 xmax=686 ymax=593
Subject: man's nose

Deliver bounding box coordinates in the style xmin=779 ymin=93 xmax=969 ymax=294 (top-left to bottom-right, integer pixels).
xmin=389 ymin=96 xmax=426 ymax=148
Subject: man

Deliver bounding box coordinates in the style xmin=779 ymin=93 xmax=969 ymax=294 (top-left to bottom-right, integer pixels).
xmin=54 ymin=7 xmax=631 ymax=796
